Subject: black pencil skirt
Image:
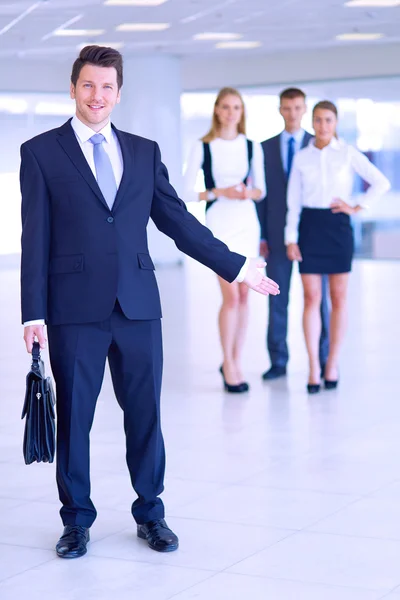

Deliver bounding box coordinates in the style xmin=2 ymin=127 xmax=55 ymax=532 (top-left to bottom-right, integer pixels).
xmin=298 ymin=208 xmax=354 ymax=275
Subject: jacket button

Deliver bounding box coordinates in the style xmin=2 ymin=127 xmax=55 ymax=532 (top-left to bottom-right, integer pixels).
xmin=107 ymin=216 xmax=114 ymax=223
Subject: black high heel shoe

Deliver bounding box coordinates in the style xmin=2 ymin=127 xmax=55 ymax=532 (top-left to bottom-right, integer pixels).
xmin=307 ymin=383 xmax=321 ymax=395
xmin=219 ymin=366 xmax=248 ymax=394
xmin=324 ymin=379 xmax=338 ymax=390
xmin=323 ymin=366 xmax=339 ymax=390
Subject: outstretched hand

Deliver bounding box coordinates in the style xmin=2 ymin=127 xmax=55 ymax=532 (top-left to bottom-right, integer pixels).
xmin=243 ymin=257 xmax=280 ymax=296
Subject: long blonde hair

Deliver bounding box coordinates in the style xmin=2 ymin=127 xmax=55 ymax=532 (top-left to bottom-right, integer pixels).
xmin=201 ymin=87 xmax=246 ymax=143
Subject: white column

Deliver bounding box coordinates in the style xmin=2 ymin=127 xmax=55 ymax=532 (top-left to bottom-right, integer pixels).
xmin=114 ymin=55 xmax=183 ymax=265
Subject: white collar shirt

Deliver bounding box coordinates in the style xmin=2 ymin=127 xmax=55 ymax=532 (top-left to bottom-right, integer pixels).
xmin=71 ymin=115 xmax=124 ymax=188
xmin=285 ymin=137 xmax=391 ymax=244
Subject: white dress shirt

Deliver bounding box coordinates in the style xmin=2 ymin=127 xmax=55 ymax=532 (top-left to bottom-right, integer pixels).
xmin=70 ymin=115 xmax=124 ymax=187
xmin=285 ymin=137 xmax=391 ymax=244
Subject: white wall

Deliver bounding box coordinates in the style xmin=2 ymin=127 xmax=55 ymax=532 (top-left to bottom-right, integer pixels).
xmin=182 ymin=43 xmax=400 ymax=91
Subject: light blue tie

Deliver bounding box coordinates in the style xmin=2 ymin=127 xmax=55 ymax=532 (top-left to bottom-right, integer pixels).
xmin=89 ymin=133 xmax=117 ymax=209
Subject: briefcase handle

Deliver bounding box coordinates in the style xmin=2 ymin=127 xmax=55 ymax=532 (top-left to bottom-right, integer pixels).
xmin=32 ymin=341 xmax=41 ymax=363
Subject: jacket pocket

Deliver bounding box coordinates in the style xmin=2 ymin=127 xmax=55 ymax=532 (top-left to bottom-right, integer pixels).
xmin=137 ymin=253 xmax=155 ymax=270
xmin=49 ymin=254 xmax=84 ymax=274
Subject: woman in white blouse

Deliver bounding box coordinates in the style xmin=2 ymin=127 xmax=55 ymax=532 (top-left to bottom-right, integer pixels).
xmin=184 ymin=87 xmax=266 ymax=393
xmin=285 ymin=100 xmax=390 ymax=394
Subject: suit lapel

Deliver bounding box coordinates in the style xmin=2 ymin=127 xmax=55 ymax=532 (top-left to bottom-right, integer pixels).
xmin=301 ymin=131 xmax=312 ymax=149
xmin=56 ymin=120 xmax=109 ymax=210
xmin=110 ymin=125 xmax=134 ymax=213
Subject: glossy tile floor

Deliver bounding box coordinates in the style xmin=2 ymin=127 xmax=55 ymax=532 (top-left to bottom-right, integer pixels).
xmin=1 ymin=256 xmax=399 ymax=599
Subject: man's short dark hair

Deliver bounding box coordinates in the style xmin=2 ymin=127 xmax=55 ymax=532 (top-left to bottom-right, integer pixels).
xmin=279 ymin=88 xmax=306 ymax=103
xmin=71 ymin=45 xmax=123 ymax=89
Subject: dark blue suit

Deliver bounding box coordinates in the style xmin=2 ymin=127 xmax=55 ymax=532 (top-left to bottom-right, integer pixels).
xmin=257 ymin=132 xmax=330 ymax=369
xmin=20 ymin=119 xmax=245 ymax=527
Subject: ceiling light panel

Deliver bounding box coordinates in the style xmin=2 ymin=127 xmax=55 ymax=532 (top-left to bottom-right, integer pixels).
xmin=116 ymin=22 xmax=170 ymax=31
xmin=216 ymin=41 xmax=262 ymax=49
xmin=54 ymin=29 xmax=105 ymax=37
xmin=193 ymin=32 xmax=243 ymax=41
xmin=104 ymin=0 xmax=169 ymax=5
xmin=336 ymin=32 xmax=384 ymax=40
xmin=345 ymin=0 xmax=400 ymax=6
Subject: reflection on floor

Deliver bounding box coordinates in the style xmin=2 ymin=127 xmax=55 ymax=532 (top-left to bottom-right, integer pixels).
xmin=1 ymin=256 xmax=400 ymax=600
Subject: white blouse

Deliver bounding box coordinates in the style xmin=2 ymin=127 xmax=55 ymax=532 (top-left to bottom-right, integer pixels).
xmin=285 ymin=137 xmax=391 ymax=244
xmin=183 ymin=134 xmax=266 ymax=203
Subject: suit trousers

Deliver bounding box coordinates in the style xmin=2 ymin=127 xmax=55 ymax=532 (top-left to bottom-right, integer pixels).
xmin=266 ymin=251 xmax=330 ymax=368
xmin=47 ymin=302 xmax=165 ymax=528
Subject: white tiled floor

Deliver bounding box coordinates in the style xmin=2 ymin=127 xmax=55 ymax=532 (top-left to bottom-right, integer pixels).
xmin=1 ymin=256 xmax=400 ymax=599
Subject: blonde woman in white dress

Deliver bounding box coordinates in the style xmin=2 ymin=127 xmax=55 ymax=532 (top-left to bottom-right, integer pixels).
xmin=184 ymin=87 xmax=266 ymax=393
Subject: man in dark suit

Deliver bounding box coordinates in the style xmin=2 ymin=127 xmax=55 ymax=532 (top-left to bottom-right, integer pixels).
xmin=257 ymin=88 xmax=329 ymax=380
xmin=20 ymin=46 xmax=279 ymax=559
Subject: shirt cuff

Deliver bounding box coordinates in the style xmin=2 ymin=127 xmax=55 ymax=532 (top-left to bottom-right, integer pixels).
xmin=284 ymin=230 xmax=298 ymax=245
xmin=235 ymin=258 xmax=249 ymax=283
xmin=24 ymin=319 xmax=45 ymax=326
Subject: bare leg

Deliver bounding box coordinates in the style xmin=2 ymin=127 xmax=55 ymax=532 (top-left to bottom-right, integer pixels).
xmin=217 ymin=276 xmax=240 ymax=385
xmin=301 ymin=274 xmax=323 ymax=385
xmin=325 ymin=273 xmax=350 ymax=381
xmin=233 ymin=283 xmax=250 ymax=382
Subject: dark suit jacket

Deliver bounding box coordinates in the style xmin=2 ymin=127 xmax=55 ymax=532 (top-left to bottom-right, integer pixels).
xmin=20 ymin=119 xmax=245 ymax=325
xmin=257 ymin=131 xmax=313 ymax=252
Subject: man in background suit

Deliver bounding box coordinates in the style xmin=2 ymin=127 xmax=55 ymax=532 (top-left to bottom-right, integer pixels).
xmin=21 ymin=46 xmax=280 ymax=559
xmin=257 ymin=88 xmax=329 ymax=380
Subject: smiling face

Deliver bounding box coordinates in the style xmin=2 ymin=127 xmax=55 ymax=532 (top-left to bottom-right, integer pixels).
xmin=214 ymin=93 xmax=244 ymax=130
xmin=70 ymin=63 xmax=121 ymax=131
xmin=313 ymin=108 xmax=337 ymax=145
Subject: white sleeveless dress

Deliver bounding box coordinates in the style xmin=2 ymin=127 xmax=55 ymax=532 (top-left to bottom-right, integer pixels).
xmin=183 ymin=134 xmax=265 ymax=258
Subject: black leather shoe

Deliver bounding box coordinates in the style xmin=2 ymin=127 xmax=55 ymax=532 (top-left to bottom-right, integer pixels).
xmin=137 ymin=519 xmax=179 ymax=552
xmin=262 ymin=366 xmax=287 ymax=380
xmin=219 ymin=366 xmax=249 ymax=393
xmin=56 ymin=525 xmax=90 ymax=559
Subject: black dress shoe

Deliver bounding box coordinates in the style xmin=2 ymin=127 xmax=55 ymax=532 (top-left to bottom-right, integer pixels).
xmin=137 ymin=519 xmax=179 ymax=552
xmin=262 ymin=366 xmax=287 ymax=380
xmin=56 ymin=525 xmax=90 ymax=559
xmin=219 ymin=366 xmax=248 ymax=393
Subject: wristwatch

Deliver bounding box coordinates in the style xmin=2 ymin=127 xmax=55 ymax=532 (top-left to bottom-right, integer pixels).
xmin=206 ymin=190 xmax=216 ymax=201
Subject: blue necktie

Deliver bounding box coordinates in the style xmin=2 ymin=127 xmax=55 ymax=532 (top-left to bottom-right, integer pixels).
xmin=90 ymin=133 xmax=117 ymax=210
xmin=287 ymin=136 xmax=295 ymax=177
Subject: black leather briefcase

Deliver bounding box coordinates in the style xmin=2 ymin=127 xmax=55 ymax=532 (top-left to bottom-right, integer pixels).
xmin=22 ymin=341 xmax=56 ymax=464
